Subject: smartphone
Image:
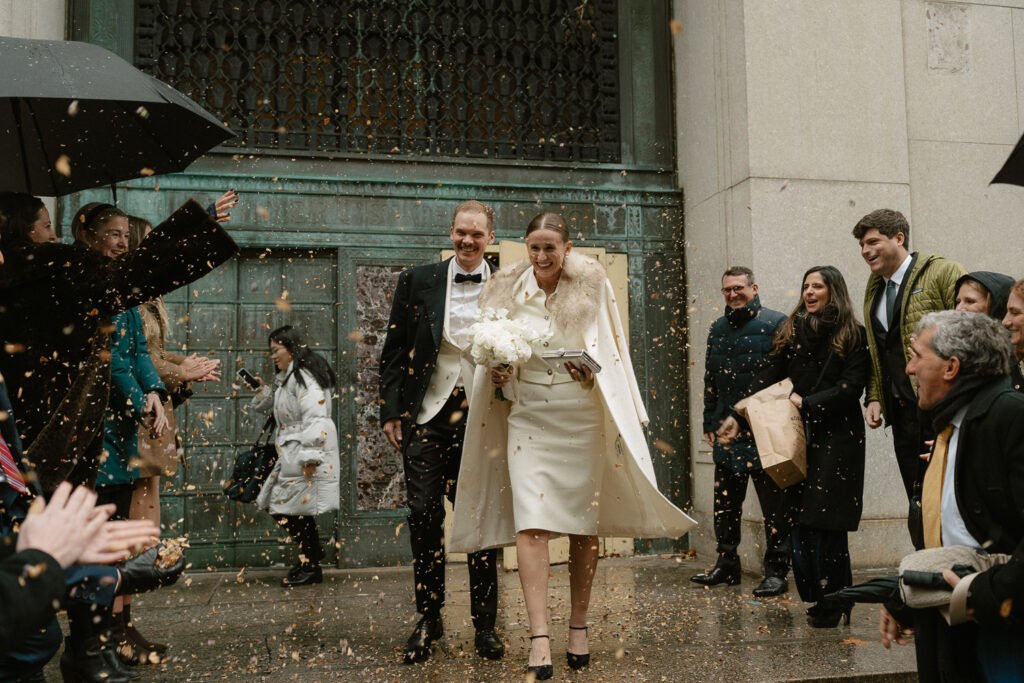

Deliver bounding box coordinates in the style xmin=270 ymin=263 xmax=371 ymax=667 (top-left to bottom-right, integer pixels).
xmin=236 ymin=367 xmax=261 ymax=390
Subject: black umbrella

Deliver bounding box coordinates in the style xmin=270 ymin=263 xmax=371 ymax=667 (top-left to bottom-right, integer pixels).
xmin=826 ymin=577 xmax=900 ymax=604
xmin=826 ymin=564 xmax=972 ymax=605
xmin=0 ymin=36 xmax=234 ymax=197
xmin=992 ymin=131 xmax=1024 ymax=186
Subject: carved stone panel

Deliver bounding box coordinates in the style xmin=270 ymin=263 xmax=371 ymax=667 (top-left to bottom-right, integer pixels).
xmin=354 ymin=263 xmax=410 ymax=510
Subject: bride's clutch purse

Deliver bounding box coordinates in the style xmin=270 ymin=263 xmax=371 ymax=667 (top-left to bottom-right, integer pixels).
xmin=541 ymin=349 xmax=602 ymax=374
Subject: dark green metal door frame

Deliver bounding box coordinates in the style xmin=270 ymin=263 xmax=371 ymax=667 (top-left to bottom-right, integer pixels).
xmin=65 ymin=0 xmax=688 ymax=568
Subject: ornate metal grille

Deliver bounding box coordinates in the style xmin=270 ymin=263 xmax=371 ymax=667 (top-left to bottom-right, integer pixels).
xmin=133 ymin=0 xmax=621 ymax=162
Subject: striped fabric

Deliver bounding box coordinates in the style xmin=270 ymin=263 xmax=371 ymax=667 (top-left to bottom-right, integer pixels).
xmin=0 ymin=432 xmax=27 ymax=494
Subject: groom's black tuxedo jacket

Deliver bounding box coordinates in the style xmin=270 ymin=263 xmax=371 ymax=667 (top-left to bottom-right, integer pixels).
xmin=379 ymin=257 xmax=495 ymax=425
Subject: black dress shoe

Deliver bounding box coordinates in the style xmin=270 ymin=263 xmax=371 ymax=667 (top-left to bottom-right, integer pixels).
xmin=403 ymin=615 xmax=443 ymax=664
xmin=690 ymin=566 xmax=741 ymax=586
xmin=281 ymin=564 xmax=322 ymax=587
xmin=752 ymin=576 xmax=789 ymax=597
xmin=474 ymin=628 xmax=505 ymax=660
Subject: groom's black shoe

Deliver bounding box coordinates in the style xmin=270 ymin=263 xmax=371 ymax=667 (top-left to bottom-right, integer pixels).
xmin=403 ymin=615 xmax=443 ymax=664
xmin=474 ymin=628 xmax=505 ymax=660
xmin=752 ymin=576 xmax=788 ymax=597
xmin=689 ymin=566 xmax=741 ymax=587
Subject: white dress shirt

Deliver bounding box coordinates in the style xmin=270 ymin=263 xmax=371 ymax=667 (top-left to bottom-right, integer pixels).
xmin=448 ymin=259 xmax=489 ymax=349
xmin=874 ymin=253 xmax=913 ymax=331
xmin=941 ymin=406 xmax=981 ymax=548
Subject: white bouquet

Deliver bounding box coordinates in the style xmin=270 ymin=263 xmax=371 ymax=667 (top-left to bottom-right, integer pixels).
xmin=469 ymin=308 xmax=550 ymax=400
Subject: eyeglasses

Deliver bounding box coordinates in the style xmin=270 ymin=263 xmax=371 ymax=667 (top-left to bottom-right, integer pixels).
xmin=721 ymin=285 xmax=750 ymax=295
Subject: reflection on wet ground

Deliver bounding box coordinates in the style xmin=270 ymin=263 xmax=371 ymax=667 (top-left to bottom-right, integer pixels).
xmin=49 ymin=556 xmax=917 ymax=681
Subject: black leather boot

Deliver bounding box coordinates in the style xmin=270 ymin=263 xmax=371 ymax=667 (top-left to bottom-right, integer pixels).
xmin=58 ymin=636 xmax=132 ymax=683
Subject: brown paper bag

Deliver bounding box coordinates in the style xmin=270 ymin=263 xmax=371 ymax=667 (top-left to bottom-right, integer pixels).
xmin=734 ymin=378 xmax=807 ymax=488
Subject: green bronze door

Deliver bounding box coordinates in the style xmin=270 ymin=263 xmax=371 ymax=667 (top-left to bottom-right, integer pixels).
xmin=67 ymin=0 xmax=689 ymax=568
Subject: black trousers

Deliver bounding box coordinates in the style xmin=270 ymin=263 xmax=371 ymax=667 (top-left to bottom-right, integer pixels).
xmin=712 ymin=462 xmax=798 ymax=578
xmin=95 ymin=483 xmax=134 ymax=521
xmin=888 ymin=395 xmax=932 ymax=503
xmin=276 ymin=515 xmax=324 ymax=566
xmin=790 ymin=525 xmax=851 ymax=604
xmin=403 ymin=387 xmax=498 ymax=631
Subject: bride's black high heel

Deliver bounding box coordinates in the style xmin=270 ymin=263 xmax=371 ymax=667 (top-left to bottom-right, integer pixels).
xmin=808 ymin=601 xmax=853 ymax=628
xmin=527 ymin=634 xmax=553 ymax=680
xmin=566 ymin=625 xmax=590 ymax=671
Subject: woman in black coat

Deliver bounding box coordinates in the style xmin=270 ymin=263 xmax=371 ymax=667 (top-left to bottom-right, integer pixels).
xmin=0 ymin=192 xmax=238 ymax=494
xmin=721 ymin=265 xmax=869 ymax=627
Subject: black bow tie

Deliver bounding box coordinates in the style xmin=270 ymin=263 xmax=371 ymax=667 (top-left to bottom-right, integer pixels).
xmin=454 ymin=273 xmax=482 ymax=284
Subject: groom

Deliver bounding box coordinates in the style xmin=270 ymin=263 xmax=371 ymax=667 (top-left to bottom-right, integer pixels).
xmin=379 ymin=200 xmax=503 ymax=664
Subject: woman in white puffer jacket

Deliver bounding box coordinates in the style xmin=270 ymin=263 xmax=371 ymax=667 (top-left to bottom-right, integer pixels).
xmin=250 ymin=325 xmax=339 ymax=587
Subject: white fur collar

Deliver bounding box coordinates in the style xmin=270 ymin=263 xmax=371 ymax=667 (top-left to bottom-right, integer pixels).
xmin=479 ymin=251 xmax=606 ymax=331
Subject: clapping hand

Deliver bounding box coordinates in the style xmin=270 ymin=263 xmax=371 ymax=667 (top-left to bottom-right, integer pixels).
xmin=181 ymin=353 xmax=221 ymax=383
xmin=16 ymin=483 xmax=158 ymax=568
xmin=142 ymin=391 xmax=169 ymax=438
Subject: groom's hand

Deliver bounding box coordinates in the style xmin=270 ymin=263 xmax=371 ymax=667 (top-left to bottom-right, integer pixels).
xmin=383 ymin=418 xmax=403 ymax=451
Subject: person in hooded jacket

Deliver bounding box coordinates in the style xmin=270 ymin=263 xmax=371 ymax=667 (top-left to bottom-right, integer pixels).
xmin=691 ymin=266 xmax=797 ymax=597
xmin=954 ymin=271 xmax=1022 ymax=393
xmin=954 ymin=271 xmax=1014 ymax=321
xmin=248 ymin=325 xmax=340 ymax=587
xmin=720 ymin=265 xmax=869 ymax=628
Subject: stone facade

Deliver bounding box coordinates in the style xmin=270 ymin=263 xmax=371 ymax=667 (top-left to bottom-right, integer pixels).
xmin=674 ymin=0 xmax=1024 ymax=569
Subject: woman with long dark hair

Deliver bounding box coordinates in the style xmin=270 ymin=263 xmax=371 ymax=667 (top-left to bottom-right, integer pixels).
xmin=249 ymin=325 xmax=339 ymax=586
xmin=720 ymin=265 xmax=869 ymax=627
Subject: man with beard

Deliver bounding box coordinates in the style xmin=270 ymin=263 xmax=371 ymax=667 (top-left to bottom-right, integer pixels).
xmin=691 ymin=266 xmax=796 ymax=597
xmin=880 ymin=311 xmax=1024 ymax=680
xmin=379 ymin=201 xmax=503 ymax=664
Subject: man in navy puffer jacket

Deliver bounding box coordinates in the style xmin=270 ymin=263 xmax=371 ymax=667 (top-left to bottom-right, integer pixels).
xmin=691 ymin=266 xmax=798 ymax=597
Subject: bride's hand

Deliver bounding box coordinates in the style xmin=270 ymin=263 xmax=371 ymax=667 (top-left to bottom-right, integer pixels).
xmin=491 ymin=365 xmax=512 ymax=388
xmin=565 ymin=361 xmax=593 ymax=383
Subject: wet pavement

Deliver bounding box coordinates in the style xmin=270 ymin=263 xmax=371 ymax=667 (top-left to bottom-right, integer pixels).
xmin=47 ymin=555 xmax=917 ymax=682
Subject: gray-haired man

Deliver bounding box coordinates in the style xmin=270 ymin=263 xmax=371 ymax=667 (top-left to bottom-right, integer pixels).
xmin=880 ymin=311 xmax=1024 ymax=680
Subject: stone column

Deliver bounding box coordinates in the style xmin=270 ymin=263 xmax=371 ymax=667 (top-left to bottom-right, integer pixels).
xmin=673 ymin=0 xmax=1009 ymax=571
xmin=0 ymin=0 xmax=65 ymax=39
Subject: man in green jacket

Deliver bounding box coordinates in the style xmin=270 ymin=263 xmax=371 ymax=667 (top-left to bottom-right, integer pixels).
xmin=853 ymin=209 xmax=965 ymax=505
